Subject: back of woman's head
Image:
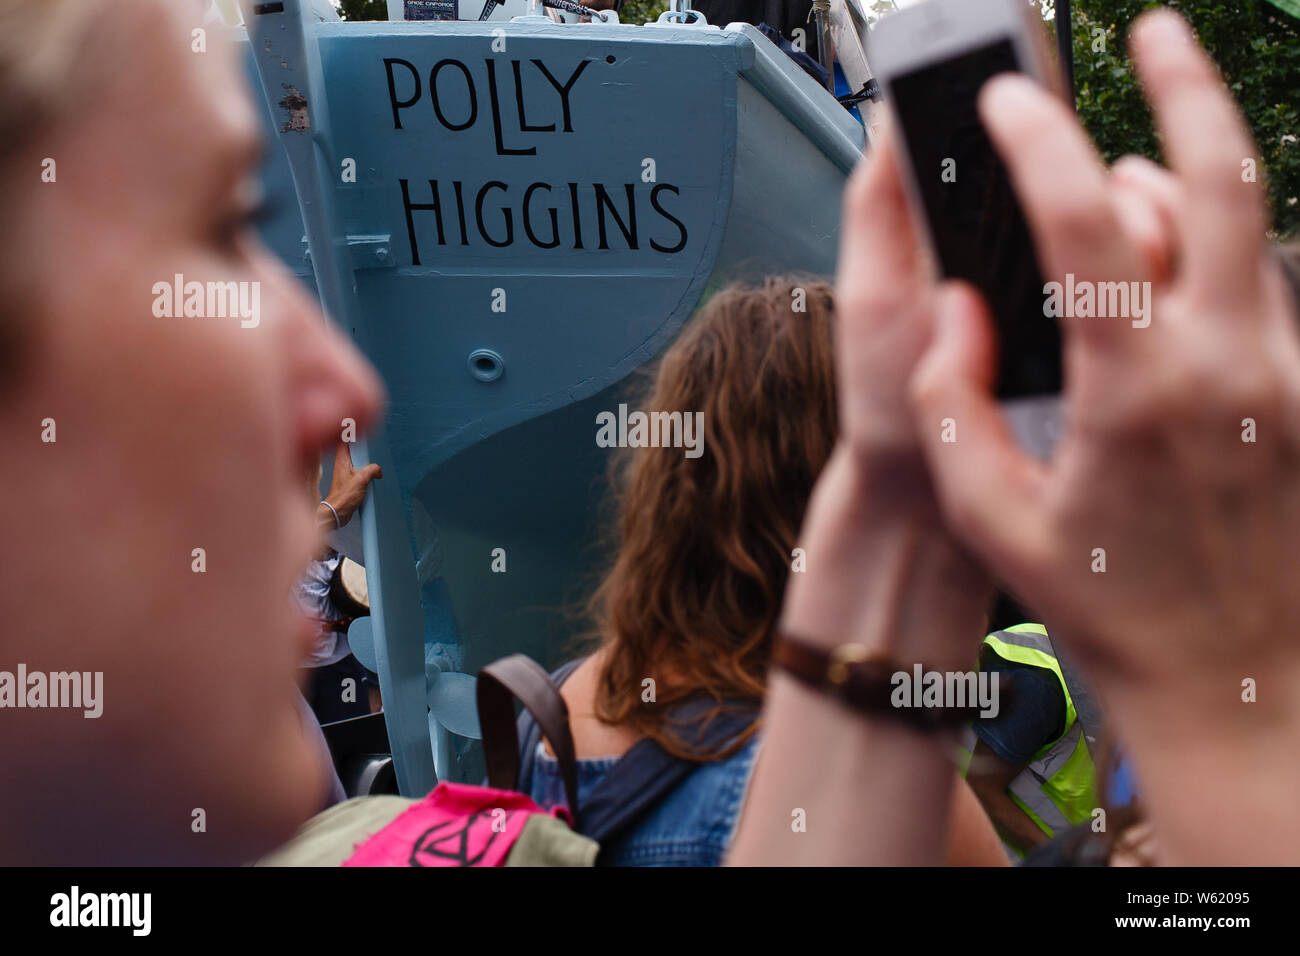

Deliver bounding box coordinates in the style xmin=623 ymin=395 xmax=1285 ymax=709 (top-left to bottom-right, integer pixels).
xmin=591 ymin=277 xmax=838 ymax=759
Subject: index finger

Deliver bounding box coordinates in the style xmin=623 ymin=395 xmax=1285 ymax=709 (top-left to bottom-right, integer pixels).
xmin=978 ymin=75 xmax=1137 ymax=312
xmin=839 ymin=124 xmax=930 ymax=319
xmin=1130 ymin=10 xmax=1267 ymax=309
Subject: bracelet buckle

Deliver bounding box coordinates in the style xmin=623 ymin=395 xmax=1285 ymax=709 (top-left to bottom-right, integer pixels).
xmin=827 ymin=643 xmax=875 ymax=687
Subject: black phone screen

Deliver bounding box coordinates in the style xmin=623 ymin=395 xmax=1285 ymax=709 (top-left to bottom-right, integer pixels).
xmin=888 ymin=40 xmax=1062 ymax=398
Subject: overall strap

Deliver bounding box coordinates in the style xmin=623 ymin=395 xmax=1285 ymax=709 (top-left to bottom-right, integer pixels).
xmin=580 ymin=702 xmax=758 ymax=849
xmin=515 ymin=660 xmax=760 ymax=851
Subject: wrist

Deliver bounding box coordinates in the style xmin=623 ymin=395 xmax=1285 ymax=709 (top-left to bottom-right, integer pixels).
xmin=1106 ymin=650 xmax=1300 ymax=754
xmin=1104 ymin=661 xmax=1300 ymax=863
xmin=781 ymin=446 xmax=990 ymax=670
xmin=319 ymin=499 xmax=342 ymax=529
xmin=806 ymin=444 xmax=947 ymax=532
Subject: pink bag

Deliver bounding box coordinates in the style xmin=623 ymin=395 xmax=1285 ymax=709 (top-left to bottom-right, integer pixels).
xmin=343 ymin=781 xmax=572 ymax=867
xmin=343 ymin=655 xmax=584 ymax=867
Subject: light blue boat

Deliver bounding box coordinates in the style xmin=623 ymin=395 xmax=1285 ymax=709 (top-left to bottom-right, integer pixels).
xmin=234 ymin=0 xmax=862 ymax=795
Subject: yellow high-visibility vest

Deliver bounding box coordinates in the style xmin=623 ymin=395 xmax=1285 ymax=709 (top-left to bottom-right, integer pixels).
xmin=959 ymin=624 xmax=1098 ymax=854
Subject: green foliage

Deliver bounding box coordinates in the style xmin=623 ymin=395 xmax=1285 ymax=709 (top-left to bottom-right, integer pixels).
xmin=617 ymin=0 xmax=668 ymax=23
xmin=1068 ymin=0 xmax=1300 ymax=237
xmin=336 ymin=0 xmax=388 ymax=19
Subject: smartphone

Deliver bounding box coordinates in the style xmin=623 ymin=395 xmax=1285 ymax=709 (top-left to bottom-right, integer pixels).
xmin=868 ymin=0 xmax=1064 ymax=453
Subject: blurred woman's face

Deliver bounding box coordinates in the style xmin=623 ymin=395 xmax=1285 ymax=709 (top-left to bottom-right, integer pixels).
xmin=0 ymin=0 xmax=383 ymax=863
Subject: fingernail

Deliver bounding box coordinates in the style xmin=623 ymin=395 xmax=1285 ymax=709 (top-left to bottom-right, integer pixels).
xmin=1135 ymin=9 xmax=1192 ymax=50
xmin=979 ymin=73 xmax=1037 ymax=112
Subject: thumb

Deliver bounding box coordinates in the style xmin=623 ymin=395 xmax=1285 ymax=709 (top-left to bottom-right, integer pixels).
xmin=910 ymin=283 xmax=1048 ymax=570
xmin=358 ymin=463 xmax=383 ymax=483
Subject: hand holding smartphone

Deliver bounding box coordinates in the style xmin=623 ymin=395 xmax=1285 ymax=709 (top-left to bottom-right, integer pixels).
xmin=868 ymin=0 xmax=1065 ymax=454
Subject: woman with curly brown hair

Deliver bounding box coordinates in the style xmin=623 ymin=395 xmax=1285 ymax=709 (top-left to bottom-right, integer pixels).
xmin=519 ymin=277 xmax=1006 ymax=866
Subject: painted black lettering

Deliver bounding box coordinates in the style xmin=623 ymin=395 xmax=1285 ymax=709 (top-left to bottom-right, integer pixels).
xmin=532 ymin=59 xmax=591 ymax=133
xmin=568 ymin=182 xmax=584 ymax=250
xmin=513 ymin=61 xmax=555 ymax=133
xmin=475 ymin=181 xmax=514 ymax=248
xmin=594 ymin=183 xmax=638 ymax=250
xmin=522 ymin=183 xmax=561 ymax=249
xmin=430 ymin=59 xmax=477 ymax=132
xmin=649 ymin=183 xmax=688 ymax=254
xmin=401 ymin=179 xmax=446 ymax=266
xmin=384 ymin=58 xmax=421 ymax=131
xmin=485 ymin=60 xmax=535 ymax=156
xmin=452 ymin=180 xmax=470 ymax=246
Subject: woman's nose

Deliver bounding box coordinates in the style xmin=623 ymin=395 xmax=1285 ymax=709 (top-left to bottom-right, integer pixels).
xmin=275 ymin=268 xmax=387 ymax=458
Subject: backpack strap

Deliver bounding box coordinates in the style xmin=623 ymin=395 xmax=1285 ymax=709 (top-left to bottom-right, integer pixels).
xmin=579 ymin=702 xmax=759 ymax=850
xmin=515 ymin=657 xmax=585 ymax=804
xmin=478 ymin=655 xmax=580 ymax=823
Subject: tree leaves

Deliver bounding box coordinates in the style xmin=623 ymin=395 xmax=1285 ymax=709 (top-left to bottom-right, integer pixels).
xmin=1071 ymin=0 xmax=1299 ymax=236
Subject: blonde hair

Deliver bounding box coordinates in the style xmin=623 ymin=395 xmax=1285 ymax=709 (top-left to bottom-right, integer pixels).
xmin=0 ymin=1 xmax=118 ymax=158
xmin=0 ymin=0 xmax=117 ymax=373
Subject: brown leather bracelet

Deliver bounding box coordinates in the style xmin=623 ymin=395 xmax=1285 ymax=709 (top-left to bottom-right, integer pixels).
xmin=773 ymin=633 xmax=985 ymax=731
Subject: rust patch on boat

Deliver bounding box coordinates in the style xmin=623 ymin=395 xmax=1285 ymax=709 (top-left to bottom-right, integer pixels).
xmin=278 ymin=85 xmax=310 ymax=134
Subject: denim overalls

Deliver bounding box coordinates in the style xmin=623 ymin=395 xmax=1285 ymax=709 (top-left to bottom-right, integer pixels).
xmin=521 ymin=658 xmax=762 ymax=866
